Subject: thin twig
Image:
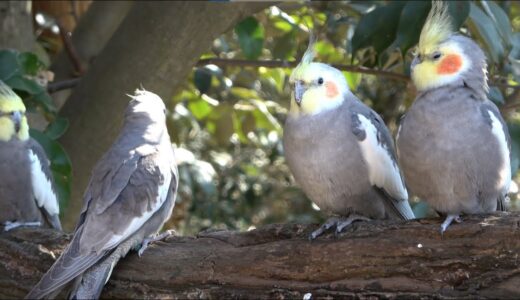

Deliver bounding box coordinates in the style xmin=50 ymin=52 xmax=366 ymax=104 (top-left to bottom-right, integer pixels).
xmin=47 ymin=78 xmax=82 ymax=93
xmin=57 ymin=20 xmax=85 ymax=75
xmin=196 ymin=58 xmax=410 ymax=81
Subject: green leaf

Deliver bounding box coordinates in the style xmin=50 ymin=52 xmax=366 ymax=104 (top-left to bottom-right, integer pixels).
xmin=508 ymin=123 xmax=520 ymax=176
xmin=481 ymin=1 xmax=512 ymax=47
xmin=272 ymin=32 xmax=296 ymax=60
xmin=467 ymin=2 xmax=505 ymax=63
xmin=31 ymin=91 xmax=57 ymax=113
xmin=4 ymin=75 xmax=44 ymax=95
xmin=488 ymin=86 xmax=505 ymax=105
xmin=52 ymin=170 xmax=70 ymax=213
xmin=29 ymin=129 xmax=72 ymax=176
xmin=18 ymin=52 xmax=43 ymax=76
xmin=235 ymin=17 xmax=265 ymax=60
xmin=188 ymin=99 xmax=212 ymax=120
xmin=194 ymin=68 xmax=212 ymax=95
xmin=393 ymin=1 xmax=431 ymax=55
xmin=351 ymin=1 xmax=406 ymax=57
xmin=343 ymin=71 xmax=361 ymax=91
xmin=44 ymin=117 xmax=69 ymax=140
xmin=0 ymin=50 xmax=20 ymax=80
xmin=447 ymin=1 xmax=470 ymax=30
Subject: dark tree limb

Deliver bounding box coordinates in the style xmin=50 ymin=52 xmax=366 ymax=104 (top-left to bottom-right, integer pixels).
xmin=1 ymin=213 xmax=520 ymax=299
xmin=197 ymin=58 xmax=411 ymax=81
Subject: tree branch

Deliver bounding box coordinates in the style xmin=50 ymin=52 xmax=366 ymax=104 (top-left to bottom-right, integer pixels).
xmin=2 ymin=213 xmax=520 ymax=299
xmin=197 ymin=58 xmax=411 ymax=81
xmin=47 ymin=78 xmax=82 ymax=93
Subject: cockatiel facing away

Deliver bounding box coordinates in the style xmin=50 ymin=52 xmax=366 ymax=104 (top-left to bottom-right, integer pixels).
xmin=283 ymin=39 xmax=415 ymax=240
xmin=0 ymin=80 xmax=61 ymax=231
xmin=396 ymin=1 xmax=511 ymax=233
xmin=26 ymin=89 xmax=178 ymax=299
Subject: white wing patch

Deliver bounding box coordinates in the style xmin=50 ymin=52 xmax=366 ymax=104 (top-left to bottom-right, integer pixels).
xmin=103 ymin=158 xmax=172 ymax=250
xmin=488 ymin=111 xmax=511 ymax=194
xmin=28 ymin=150 xmax=59 ymax=215
xmin=356 ymin=114 xmax=409 ymax=201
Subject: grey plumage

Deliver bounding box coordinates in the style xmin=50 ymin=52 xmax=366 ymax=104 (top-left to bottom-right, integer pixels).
xmin=0 ymin=138 xmax=61 ymax=230
xmin=397 ymin=20 xmax=511 ymax=233
xmin=397 ymin=85 xmax=509 ymax=217
xmin=284 ymin=96 xmax=414 ymax=223
xmin=26 ymin=90 xmax=178 ymax=299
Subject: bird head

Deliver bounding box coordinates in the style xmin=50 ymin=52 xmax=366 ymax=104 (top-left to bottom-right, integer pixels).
xmin=126 ymin=88 xmax=167 ymax=124
xmin=289 ymin=38 xmax=349 ymax=116
xmin=0 ymin=81 xmax=29 ymax=142
xmin=411 ymin=1 xmax=487 ymax=94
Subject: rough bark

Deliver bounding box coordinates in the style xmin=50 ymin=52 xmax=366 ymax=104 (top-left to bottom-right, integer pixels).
xmin=0 ymin=0 xmax=34 ymax=51
xmin=57 ymin=2 xmax=272 ymax=230
xmin=1 ymin=213 xmax=520 ymax=299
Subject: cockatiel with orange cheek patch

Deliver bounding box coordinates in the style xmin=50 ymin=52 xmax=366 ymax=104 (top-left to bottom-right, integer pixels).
xmin=396 ymin=1 xmax=511 ymax=233
xmin=283 ymin=39 xmax=415 ymax=240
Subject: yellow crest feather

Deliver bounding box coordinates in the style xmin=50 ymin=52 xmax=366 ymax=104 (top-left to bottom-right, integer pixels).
xmin=0 ymin=80 xmax=26 ymax=113
xmin=290 ymin=33 xmax=317 ymax=81
xmin=418 ymin=0 xmax=453 ymax=53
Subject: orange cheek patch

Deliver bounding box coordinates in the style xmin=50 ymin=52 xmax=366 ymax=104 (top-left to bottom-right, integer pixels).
xmin=437 ymin=54 xmax=462 ymax=74
xmin=325 ymin=81 xmax=339 ymax=98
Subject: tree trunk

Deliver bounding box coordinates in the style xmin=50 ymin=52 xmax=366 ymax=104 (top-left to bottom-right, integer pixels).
xmin=0 ymin=0 xmax=34 ymax=51
xmin=2 ymin=213 xmax=520 ymax=299
xmin=57 ymin=1 xmax=272 ymax=230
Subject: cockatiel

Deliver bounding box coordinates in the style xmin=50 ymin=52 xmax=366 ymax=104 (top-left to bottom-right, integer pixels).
xmin=0 ymin=80 xmax=61 ymax=231
xmin=283 ymin=40 xmax=415 ymax=240
xmin=26 ymin=89 xmax=178 ymax=299
xmin=396 ymin=1 xmax=511 ymax=233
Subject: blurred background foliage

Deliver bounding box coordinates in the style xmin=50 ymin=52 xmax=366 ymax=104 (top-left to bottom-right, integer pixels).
xmin=1 ymin=1 xmax=519 ymax=235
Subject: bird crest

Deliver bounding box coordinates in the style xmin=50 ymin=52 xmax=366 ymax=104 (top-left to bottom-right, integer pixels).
xmin=418 ymin=0 xmax=453 ymax=54
xmin=291 ymin=33 xmax=317 ymax=81
xmin=0 ymin=80 xmax=26 ymax=113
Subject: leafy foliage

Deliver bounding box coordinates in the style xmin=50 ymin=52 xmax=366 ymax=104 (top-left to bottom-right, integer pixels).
xmin=165 ymin=1 xmax=520 ymax=233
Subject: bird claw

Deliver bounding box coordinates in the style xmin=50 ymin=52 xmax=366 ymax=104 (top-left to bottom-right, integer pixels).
xmin=3 ymin=221 xmax=41 ymax=232
xmin=440 ymin=214 xmax=462 ymax=235
xmin=309 ymin=215 xmax=370 ymax=240
xmin=137 ymin=229 xmax=176 ymax=257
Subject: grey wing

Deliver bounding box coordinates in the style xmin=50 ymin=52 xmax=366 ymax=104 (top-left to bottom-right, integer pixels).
xmin=78 ymin=151 xmax=174 ymax=254
xmin=480 ymin=101 xmax=511 ymax=211
xmin=25 ymin=226 xmax=105 ymax=299
xmin=26 ymin=151 xmax=175 ymax=299
xmin=27 ymin=139 xmax=62 ymax=230
xmin=350 ymin=106 xmax=415 ymax=220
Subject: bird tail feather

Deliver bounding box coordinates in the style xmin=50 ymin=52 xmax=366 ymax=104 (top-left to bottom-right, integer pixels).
xmin=25 ymin=227 xmax=103 ymax=299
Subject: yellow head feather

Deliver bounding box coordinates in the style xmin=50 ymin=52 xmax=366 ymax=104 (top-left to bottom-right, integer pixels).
xmin=290 ymin=33 xmax=317 ymax=82
xmin=418 ymin=0 xmax=453 ymax=54
xmin=0 ymin=80 xmax=29 ymax=141
xmin=0 ymin=80 xmax=26 ymax=113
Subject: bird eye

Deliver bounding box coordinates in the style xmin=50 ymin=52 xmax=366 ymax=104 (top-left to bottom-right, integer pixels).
xmin=317 ymin=77 xmax=324 ymax=85
xmin=432 ymin=52 xmax=442 ymax=60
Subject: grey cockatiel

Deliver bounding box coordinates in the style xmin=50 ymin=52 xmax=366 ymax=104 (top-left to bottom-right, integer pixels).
xmin=0 ymin=80 xmax=61 ymax=231
xmin=26 ymin=89 xmax=178 ymax=299
xmin=283 ymin=40 xmax=415 ymax=240
xmin=396 ymin=1 xmax=511 ymax=233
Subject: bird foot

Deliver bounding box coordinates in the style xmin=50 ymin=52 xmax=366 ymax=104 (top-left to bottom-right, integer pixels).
xmin=3 ymin=221 xmax=41 ymax=232
xmin=309 ymin=214 xmax=370 ymax=240
xmin=138 ymin=229 xmax=176 ymax=257
xmin=440 ymin=214 xmax=462 ymax=234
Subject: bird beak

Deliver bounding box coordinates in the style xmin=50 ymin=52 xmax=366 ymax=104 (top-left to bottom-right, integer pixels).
xmin=11 ymin=111 xmax=22 ymax=133
xmin=294 ymin=81 xmax=306 ymax=106
xmin=411 ymin=56 xmax=421 ymax=71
